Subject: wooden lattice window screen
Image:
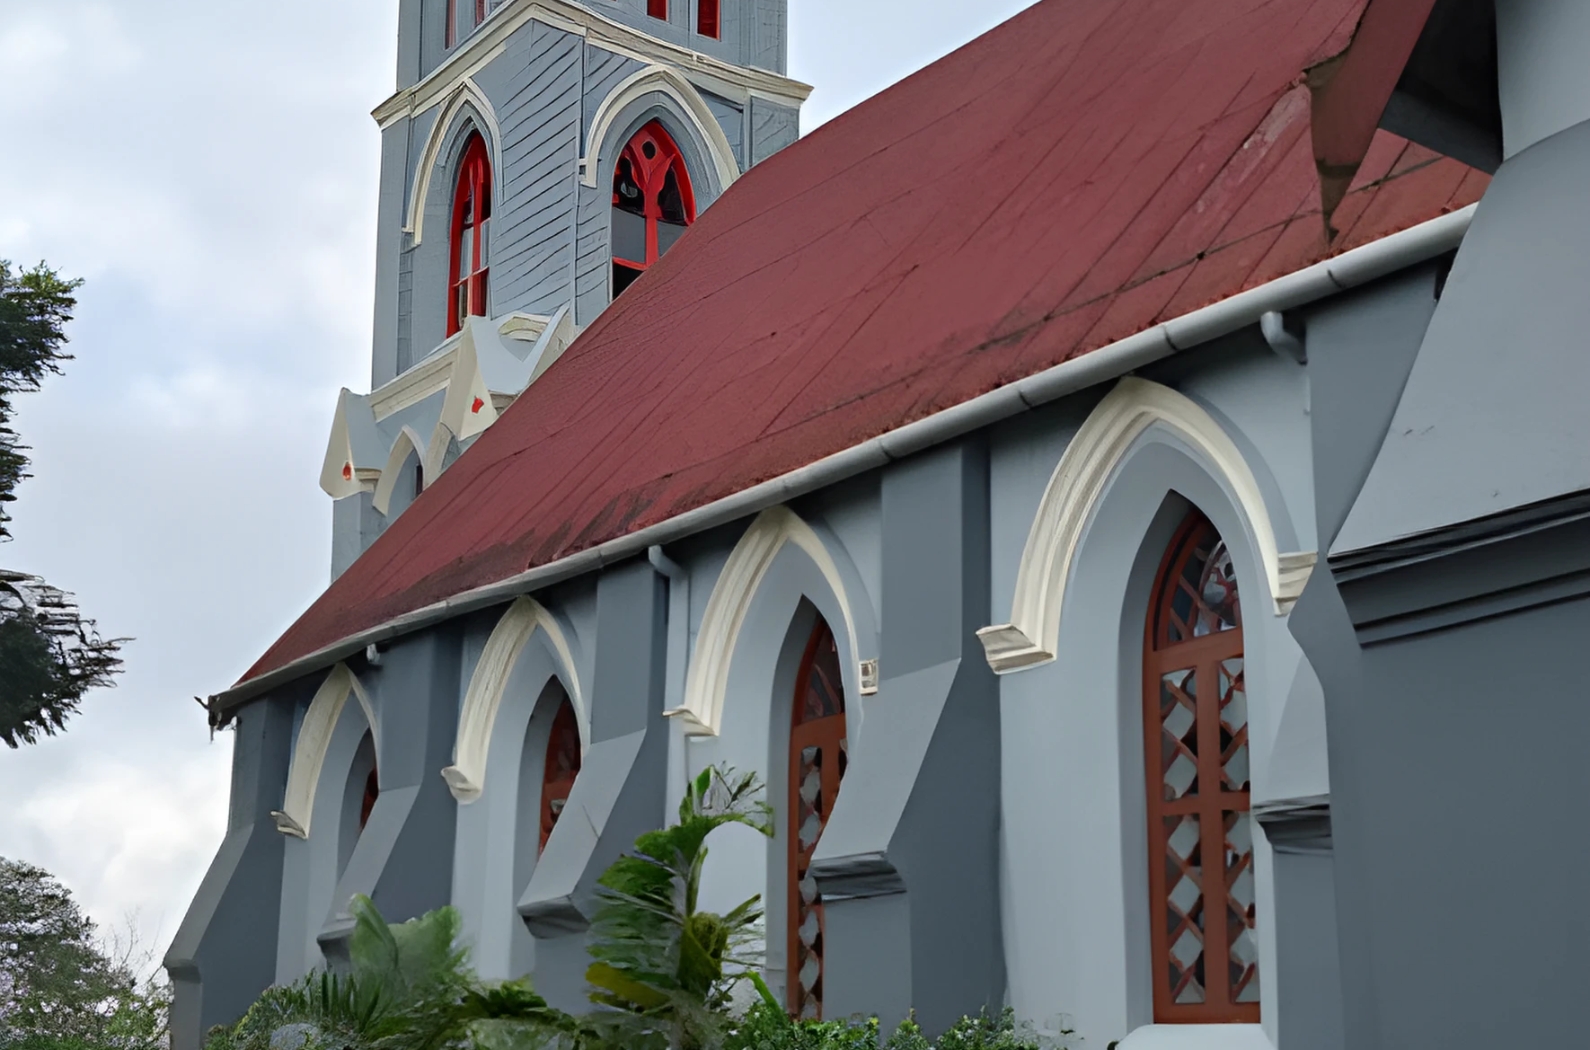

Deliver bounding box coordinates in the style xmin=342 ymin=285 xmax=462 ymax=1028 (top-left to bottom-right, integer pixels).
xmin=1144 ymin=510 xmax=1259 ymax=1023
xmin=540 ymin=693 xmax=582 ymax=852
xmin=788 ymin=618 xmax=847 ymax=1020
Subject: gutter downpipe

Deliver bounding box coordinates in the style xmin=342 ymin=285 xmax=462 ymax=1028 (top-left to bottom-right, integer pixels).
xmin=210 ymin=204 xmax=1477 ymax=720
xmin=648 ymin=544 xmax=690 ymax=824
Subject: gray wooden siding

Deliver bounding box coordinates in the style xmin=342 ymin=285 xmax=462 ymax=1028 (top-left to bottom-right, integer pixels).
xmin=396 ymin=250 xmax=416 ymax=375
xmin=583 ymin=45 xmax=645 ymax=143
xmin=750 ymin=96 xmax=798 ymax=165
xmin=704 ymin=92 xmax=745 ymax=168
xmin=491 ymin=22 xmax=582 ymax=317
xmin=753 ymin=0 xmax=786 ymax=74
xmin=574 ymin=182 xmax=610 ymax=327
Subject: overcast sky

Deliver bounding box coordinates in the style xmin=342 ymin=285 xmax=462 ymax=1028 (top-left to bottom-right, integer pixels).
xmin=0 ymin=0 xmax=1037 ymax=965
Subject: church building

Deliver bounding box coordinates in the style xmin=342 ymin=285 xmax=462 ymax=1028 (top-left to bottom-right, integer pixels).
xmin=168 ymin=1 xmax=1590 ymax=1049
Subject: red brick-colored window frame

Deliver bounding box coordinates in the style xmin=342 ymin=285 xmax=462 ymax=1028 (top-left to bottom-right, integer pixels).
xmin=610 ymin=120 xmax=696 ymax=299
xmin=446 ymin=0 xmax=489 ymax=48
xmin=698 ymin=0 xmax=720 ymax=38
xmin=1144 ymin=510 xmax=1260 ymax=1024
xmin=539 ymin=692 xmax=582 ymax=852
xmin=787 ymin=617 xmax=847 ymax=1020
xmin=647 ymin=0 xmax=668 ymax=19
xmin=447 ymin=133 xmax=492 ymax=337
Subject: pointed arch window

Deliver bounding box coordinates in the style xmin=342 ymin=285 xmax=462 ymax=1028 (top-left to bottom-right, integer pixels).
xmin=540 ymin=692 xmax=582 ymax=851
xmin=788 ymin=617 xmax=847 ymax=1020
xmin=446 ymin=0 xmax=488 ymax=49
xmin=1144 ymin=510 xmax=1258 ymax=1023
xmin=448 ymin=133 xmax=492 ymax=337
xmin=611 ymin=121 xmax=696 ymax=299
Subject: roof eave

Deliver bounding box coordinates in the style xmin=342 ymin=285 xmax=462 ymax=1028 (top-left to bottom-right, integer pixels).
xmin=209 ymin=203 xmax=1477 ymax=720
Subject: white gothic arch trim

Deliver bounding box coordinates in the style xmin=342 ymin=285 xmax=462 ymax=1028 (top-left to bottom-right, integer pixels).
xmin=442 ymin=597 xmax=586 ymax=803
xmin=371 ymin=425 xmax=429 ymax=515
xmin=580 ymin=64 xmax=740 ymax=192
xmin=272 ymin=664 xmax=377 ymax=839
xmin=406 ymin=78 xmax=504 ymax=247
xmin=674 ymin=506 xmax=860 ymax=737
xmin=978 ymin=376 xmax=1317 ymax=675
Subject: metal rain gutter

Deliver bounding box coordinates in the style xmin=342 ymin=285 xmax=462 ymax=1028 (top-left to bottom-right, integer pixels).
xmin=210 ymin=204 xmax=1476 ymax=717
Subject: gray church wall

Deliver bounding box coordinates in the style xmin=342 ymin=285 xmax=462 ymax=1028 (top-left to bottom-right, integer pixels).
xmin=452 ymin=628 xmax=582 ymax=980
xmin=517 ymin=559 xmax=669 ymax=1012
xmin=1496 ymin=0 xmax=1590 ymax=158
xmin=1333 ymin=117 xmax=1590 ymax=556
xmin=703 ymin=91 xmax=746 ymax=169
xmin=750 ymin=95 xmax=799 ymax=165
xmin=752 ymin=0 xmax=787 ymax=74
xmin=317 ymin=632 xmax=463 ymax=961
xmin=275 ymin=688 xmax=376 ymax=981
xmin=1282 ymin=263 xmax=1444 ymax=1050
xmin=492 ymin=21 xmax=582 ymax=318
xmin=372 ymin=118 xmax=411 ymax=388
xmin=993 ymin=435 xmax=1291 ymax=1048
xmin=166 ymin=697 xmax=295 ymax=1050
xmin=810 ymin=441 xmax=1004 ymax=1036
xmin=681 ymin=524 xmax=872 ymax=1001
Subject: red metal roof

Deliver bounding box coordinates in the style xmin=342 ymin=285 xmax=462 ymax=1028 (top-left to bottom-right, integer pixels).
xmin=241 ymin=0 xmax=1486 ymax=685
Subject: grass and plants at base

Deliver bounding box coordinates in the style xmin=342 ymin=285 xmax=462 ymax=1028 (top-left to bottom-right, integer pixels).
xmin=203 ymin=766 xmax=1069 ymax=1050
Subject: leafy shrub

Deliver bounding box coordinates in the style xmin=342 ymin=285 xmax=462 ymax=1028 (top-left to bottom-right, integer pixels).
xmin=723 ymin=1002 xmax=1064 ymax=1050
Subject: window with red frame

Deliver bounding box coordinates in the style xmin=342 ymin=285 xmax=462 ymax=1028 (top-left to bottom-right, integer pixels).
xmin=446 ymin=0 xmax=489 ymax=48
xmin=539 ymin=694 xmax=582 ymax=852
xmin=610 ymin=121 xmax=695 ymax=299
xmin=698 ymin=0 xmax=719 ymax=37
xmin=1144 ymin=510 xmax=1259 ymax=1023
xmin=360 ymin=765 xmax=380 ymax=831
xmin=788 ymin=617 xmax=847 ymax=1020
xmin=647 ymin=0 xmax=668 ymax=19
xmin=448 ymin=134 xmax=492 ymax=336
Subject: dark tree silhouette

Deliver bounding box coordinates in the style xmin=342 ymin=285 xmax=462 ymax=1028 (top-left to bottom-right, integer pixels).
xmin=0 ymin=261 xmax=124 ymax=748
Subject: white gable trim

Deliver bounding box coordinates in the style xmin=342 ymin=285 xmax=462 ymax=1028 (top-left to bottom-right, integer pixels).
xmin=271 ymin=664 xmax=376 ymax=839
xmin=674 ymin=506 xmax=860 ymax=736
xmin=580 ymin=64 xmax=740 ymax=191
xmin=442 ymin=597 xmax=586 ymax=802
xmin=978 ymin=377 xmax=1316 ymax=675
xmin=405 ymin=78 xmax=503 ymax=247
xmin=372 ymin=426 xmax=429 ymax=516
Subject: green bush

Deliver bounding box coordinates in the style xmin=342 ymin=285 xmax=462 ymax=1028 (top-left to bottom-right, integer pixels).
xmin=204 ymin=766 xmax=1075 ymax=1050
xmin=722 ymin=1001 xmax=1061 ymax=1050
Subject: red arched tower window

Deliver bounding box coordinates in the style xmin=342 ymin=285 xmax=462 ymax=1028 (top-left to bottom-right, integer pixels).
xmin=611 ymin=121 xmax=696 ymax=299
xmin=698 ymin=0 xmax=720 ymax=37
xmin=1144 ymin=510 xmax=1258 ymax=1023
xmin=539 ymin=694 xmax=582 ymax=852
xmin=647 ymin=0 xmax=668 ymax=18
xmin=447 ymin=133 xmax=492 ymax=336
xmin=359 ymin=764 xmax=379 ymax=831
xmin=446 ymin=0 xmax=488 ymax=48
xmin=788 ymin=617 xmax=847 ymax=1019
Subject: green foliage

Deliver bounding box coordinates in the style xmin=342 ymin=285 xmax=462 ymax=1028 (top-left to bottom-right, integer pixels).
xmin=0 ymin=260 xmax=81 ymax=530
xmin=0 ymin=857 xmax=169 ymax=1050
xmin=722 ymin=1003 xmax=1063 ymax=1050
xmin=583 ymin=766 xmax=774 ymax=1050
xmin=207 ymin=766 xmax=1075 ymax=1050
xmin=0 ymin=261 xmax=126 ymax=747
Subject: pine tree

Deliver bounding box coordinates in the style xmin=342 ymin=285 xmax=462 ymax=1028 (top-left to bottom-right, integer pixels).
xmin=0 ymin=261 xmax=124 ymax=747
